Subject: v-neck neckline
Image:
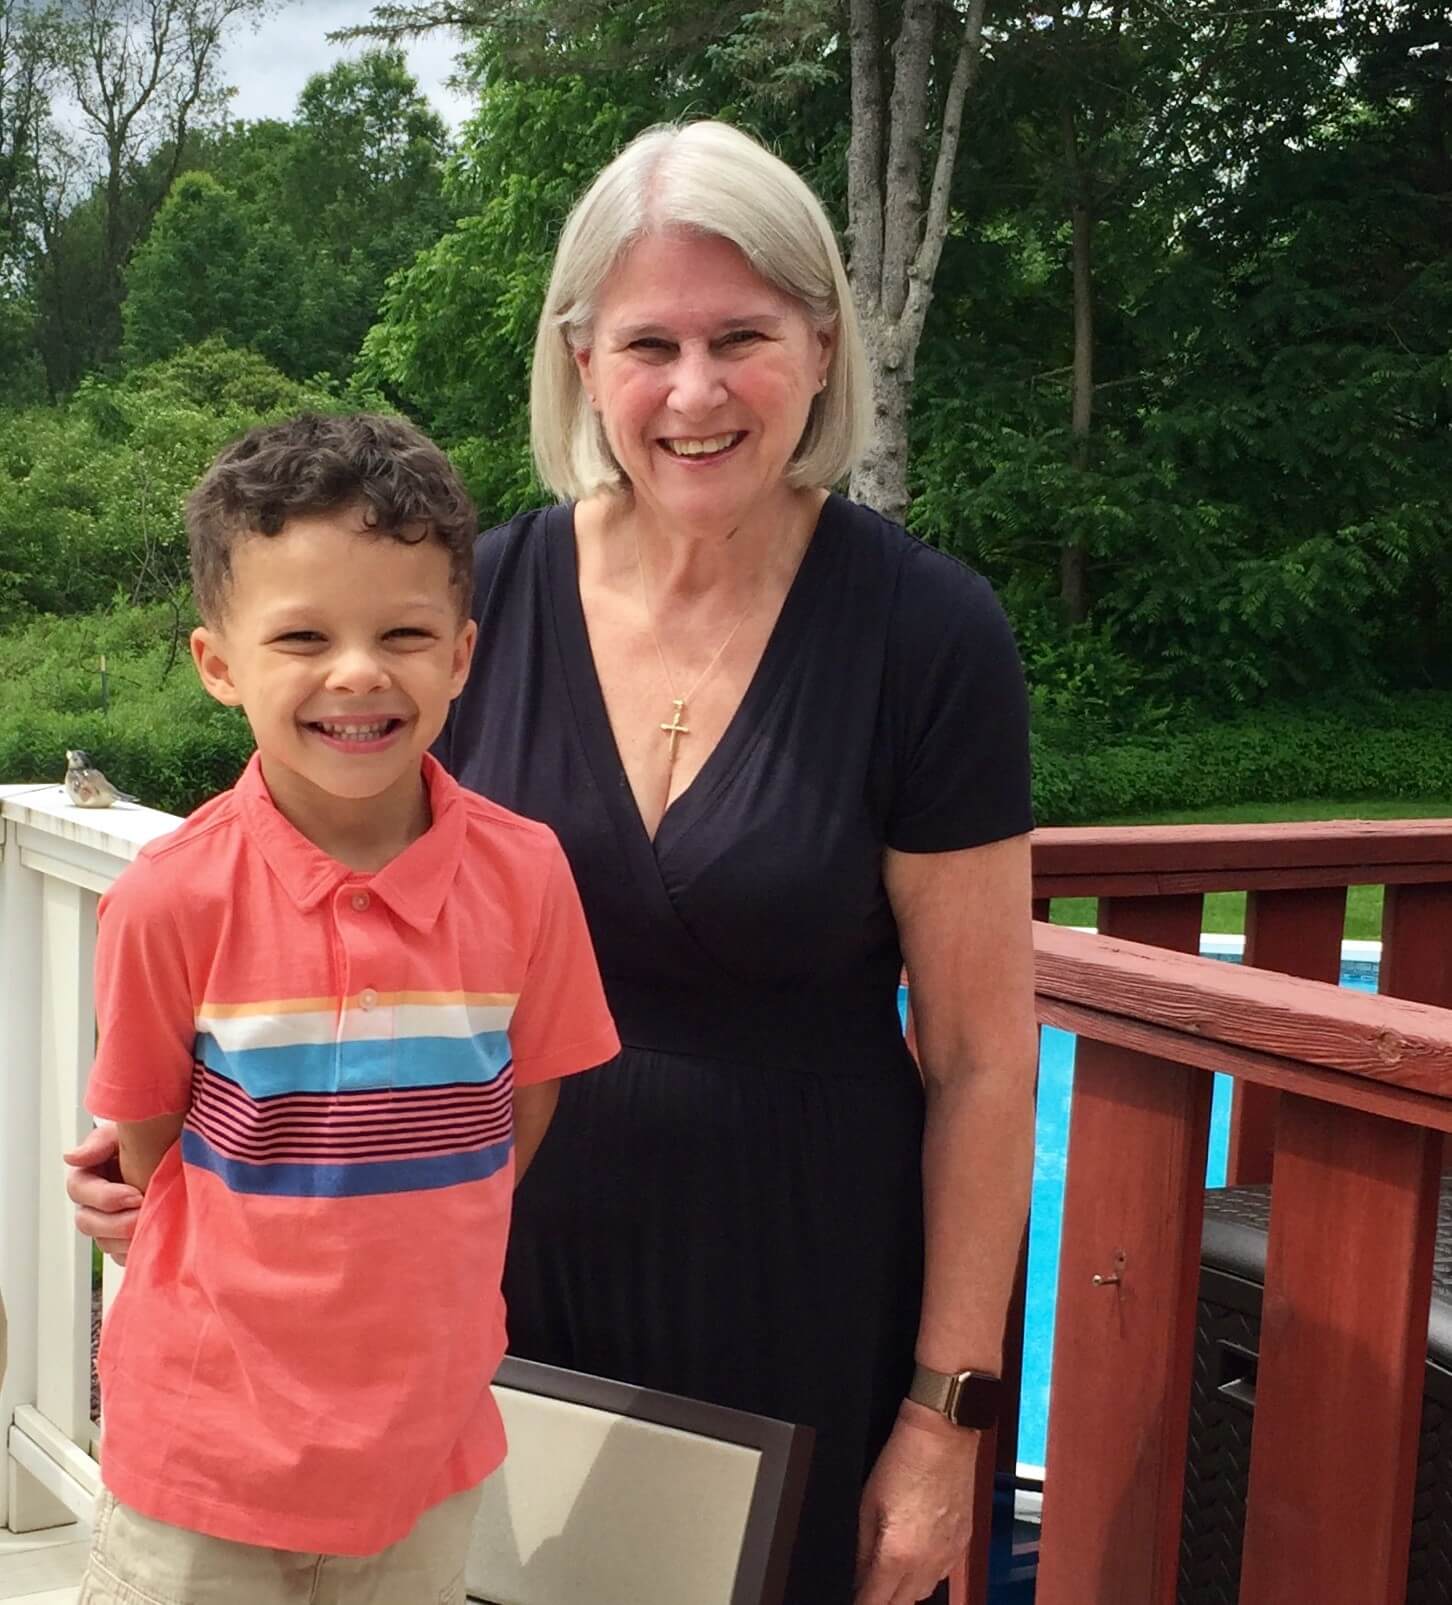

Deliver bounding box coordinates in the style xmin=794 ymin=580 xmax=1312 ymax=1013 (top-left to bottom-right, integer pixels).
xmin=545 ymin=497 xmax=834 ymax=858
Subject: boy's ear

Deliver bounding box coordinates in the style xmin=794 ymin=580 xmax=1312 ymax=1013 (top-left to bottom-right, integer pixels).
xmin=190 ymin=626 xmax=243 ymax=708
xmin=449 ymin=619 xmax=478 ymax=698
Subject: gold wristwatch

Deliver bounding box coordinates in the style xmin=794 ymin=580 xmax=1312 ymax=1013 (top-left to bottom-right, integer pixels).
xmin=907 ymin=1362 xmax=1003 ymax=1429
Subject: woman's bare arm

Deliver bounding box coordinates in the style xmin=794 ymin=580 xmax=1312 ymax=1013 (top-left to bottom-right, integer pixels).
xmin=114 ymin=1113 xmax=187 ymax=1193
xmin=513 ymin=1081 xmax=560 ymax=1184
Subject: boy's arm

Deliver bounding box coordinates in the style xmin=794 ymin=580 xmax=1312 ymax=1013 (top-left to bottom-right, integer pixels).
xmin=512 ymin=1081 xmax=559 ymax=1185
xmin=85 ymin=862 xmax=196 ymax=1162
xmin=115 ymin=1113 xmax=187 ymax=1193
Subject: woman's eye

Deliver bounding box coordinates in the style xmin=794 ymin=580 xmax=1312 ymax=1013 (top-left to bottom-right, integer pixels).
xmin=722 ymin=330 xmax=763 ymax=346
xmin=630 ymin=338 xmax=674 ymax=354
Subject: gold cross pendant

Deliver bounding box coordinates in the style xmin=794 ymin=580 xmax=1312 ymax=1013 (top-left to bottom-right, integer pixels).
xmin=660 ymin=698 xmax=690 ymax=760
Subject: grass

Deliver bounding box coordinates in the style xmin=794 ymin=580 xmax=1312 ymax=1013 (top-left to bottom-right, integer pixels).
xmin=1046 ymin=798 xmax=1452 ymax=943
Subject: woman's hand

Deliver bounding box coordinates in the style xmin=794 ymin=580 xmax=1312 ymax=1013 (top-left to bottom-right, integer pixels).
xmin=854 ymin=1403 xmax=979 ymax=1605
xmin=63 ymin=1125 xmax=141 ymax=1265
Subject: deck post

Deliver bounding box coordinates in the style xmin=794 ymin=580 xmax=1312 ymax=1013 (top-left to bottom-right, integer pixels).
xmin=0 ymin=801 xmax=64 ymax=1533
xmin=1238 ymin=1099 xmax=1439 ymax=1604
xmin=1037 ymin=895 xmax=1209 ymax=1605
xmin=34 ymin=875 xmax=100 ymax=1457
xmin=1226 ymin=886 xmax=1347 ymax=1185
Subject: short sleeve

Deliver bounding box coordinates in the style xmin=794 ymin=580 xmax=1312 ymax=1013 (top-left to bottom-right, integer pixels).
xmin=884 ymin=551 xmax=1035 ymax=853
xmin=508 ymin=837 xmax=620 ymax=1085
xmin=85 ymin=857 xmax=197 ymax=1121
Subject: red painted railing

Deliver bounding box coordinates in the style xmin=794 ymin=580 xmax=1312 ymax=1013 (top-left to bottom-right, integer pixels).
xmin=949 ymin=820 xmax=1452 ymax=1604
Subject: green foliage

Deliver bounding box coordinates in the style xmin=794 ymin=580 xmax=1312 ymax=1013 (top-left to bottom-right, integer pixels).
xmin=0 ymin=342 xmax=334 ymax=623
xmin=117 ymin=50 xmax=455 ymax=386
xmin=204 ymin=50 xmax=454 ymax=383
xmin=121 ymin=172 xmax=306 ymax=369
xmin=0 ymin=603 xmax=253 ymax=814
xmin=1032 ymin=696 xmax=1452 ymax=826
xmin=910 ymin=5 xmax=1450 ymax=704
xmin=357 ymin=68 xmax=655 ymax=520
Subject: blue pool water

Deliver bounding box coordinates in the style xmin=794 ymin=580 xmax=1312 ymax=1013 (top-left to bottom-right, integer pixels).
xmin=1016 ymin=951 xmax=1381 ymax=1468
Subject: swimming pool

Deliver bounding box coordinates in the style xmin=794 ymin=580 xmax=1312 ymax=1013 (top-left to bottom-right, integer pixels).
xmin=1016 ymin=938 xmax=1381 ymax=1469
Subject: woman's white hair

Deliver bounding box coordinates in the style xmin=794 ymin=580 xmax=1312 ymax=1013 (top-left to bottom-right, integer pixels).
xmin=530 ymin=120 xmax=872 ymax=501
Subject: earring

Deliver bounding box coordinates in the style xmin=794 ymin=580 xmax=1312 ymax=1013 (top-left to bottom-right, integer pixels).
xmin=817 ymin=376 xmax=828 ymax=392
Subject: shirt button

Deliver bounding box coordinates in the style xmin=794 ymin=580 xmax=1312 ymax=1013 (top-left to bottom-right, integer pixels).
xmin=359 ymin=988 xmax=379 ymax=1011
xmin=351 ymin=892 xmax=371 ymax=912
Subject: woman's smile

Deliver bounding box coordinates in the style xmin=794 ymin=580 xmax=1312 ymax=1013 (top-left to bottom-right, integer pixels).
xmin=658 ymin=430 xmax=748 ymax=464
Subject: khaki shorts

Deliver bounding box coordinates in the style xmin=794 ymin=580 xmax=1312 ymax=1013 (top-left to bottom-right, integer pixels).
xmin=77 ymin=1482 xmax=482 ymax=1605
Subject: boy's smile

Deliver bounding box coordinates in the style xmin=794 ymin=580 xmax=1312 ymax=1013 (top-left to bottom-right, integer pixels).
xmin=190 ymin=507 xmax=476 ymax=863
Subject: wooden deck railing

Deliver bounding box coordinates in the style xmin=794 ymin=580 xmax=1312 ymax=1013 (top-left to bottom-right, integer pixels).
xmin=963 ymin=821 xmax=1452 ymax=1605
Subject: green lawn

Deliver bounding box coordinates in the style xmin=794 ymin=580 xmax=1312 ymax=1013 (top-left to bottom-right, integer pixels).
xmin=1046 ymin=799 xmax=1452 ymax=942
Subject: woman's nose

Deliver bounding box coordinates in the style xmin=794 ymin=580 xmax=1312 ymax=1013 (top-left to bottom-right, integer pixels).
xmin=668 ymin=349 xmax=728 ymax=416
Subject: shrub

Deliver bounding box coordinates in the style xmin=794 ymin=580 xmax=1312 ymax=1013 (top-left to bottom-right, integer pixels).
xmin=0 ymin=342 xmax=336 ymax=626
xmin=1033 ymin=694 xmax=1452 ymax=824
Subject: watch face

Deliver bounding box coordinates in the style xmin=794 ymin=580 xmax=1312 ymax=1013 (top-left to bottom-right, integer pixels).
xmin=951 ymin=1372 xmax=1003 ymax=1429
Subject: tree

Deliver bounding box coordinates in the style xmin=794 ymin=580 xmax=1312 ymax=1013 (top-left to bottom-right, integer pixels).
xmin=843 ymin=0 xmax=986 ymax=520
xmin=0 ymin=1 xmax=58 ymax=283
xmin=120 ymin=169 xmax=303 ymax=367
xmin=198 ymin=49 xmax=454 ymax=380
xmin=29 ymin=0 xmax=270 ymax=384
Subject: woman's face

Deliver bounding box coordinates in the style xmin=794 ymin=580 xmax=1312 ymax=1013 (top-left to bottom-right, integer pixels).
xmin=574 ymin=231 xmax=834 ymax=533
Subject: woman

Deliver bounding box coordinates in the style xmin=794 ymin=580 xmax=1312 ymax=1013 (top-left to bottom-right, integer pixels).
xmin=68 ymin=121 xmax=1038 ymax=1604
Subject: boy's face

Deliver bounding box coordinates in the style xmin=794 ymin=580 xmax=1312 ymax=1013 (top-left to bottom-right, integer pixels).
xmin=190 ymin=507 xmax=475 ymax=813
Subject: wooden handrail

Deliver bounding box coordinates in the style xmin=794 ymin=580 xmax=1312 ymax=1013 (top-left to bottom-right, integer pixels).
xmin=1032 ymin=819 xmax=1452 ymax=897
xmin=1034 ymin=921 xmax=1452 ymax=1096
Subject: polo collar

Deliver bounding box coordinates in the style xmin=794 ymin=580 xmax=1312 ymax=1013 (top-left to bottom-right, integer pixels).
xmin=235 ymin=752 xmax=466 ymax=933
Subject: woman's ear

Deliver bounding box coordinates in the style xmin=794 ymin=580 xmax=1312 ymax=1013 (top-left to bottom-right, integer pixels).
xmin=573 ymin=344 xmax=597 ymax=409
xmin=814 ymin=320 xmax=837 ymax=389
xmin=190 ymin=627 xmax=243 ymax=708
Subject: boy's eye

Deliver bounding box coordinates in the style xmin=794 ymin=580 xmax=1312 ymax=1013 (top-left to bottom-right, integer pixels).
xmin=385 ymin=627 xmax=434 ymax=641
xmin=273 ymin=631 xmax=324 ymax=645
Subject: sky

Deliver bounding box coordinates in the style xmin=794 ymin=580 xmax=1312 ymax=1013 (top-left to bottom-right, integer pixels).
xmin=216 ymin=1 xmax=476 ymax=131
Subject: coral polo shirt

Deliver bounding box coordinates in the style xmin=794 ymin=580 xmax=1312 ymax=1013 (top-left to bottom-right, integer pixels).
xmin=85 ymin=753 xmax=619 ymax=1555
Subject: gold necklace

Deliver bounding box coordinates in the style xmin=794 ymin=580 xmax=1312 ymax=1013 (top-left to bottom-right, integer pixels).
xmin=632 ymin=528 xmax=758 ymax=764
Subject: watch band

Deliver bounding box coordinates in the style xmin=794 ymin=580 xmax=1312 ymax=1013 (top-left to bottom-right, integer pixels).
xmin=908 ymin=1362 xmax=1003 ymax=1429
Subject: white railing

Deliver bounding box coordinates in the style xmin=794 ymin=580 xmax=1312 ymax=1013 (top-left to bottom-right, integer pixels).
xmin=0 ymin=782 xmax=180 ymax=1533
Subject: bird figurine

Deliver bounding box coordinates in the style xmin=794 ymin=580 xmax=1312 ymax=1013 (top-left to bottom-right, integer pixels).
xmin=63 ymin=750 xmax=136 ymax=809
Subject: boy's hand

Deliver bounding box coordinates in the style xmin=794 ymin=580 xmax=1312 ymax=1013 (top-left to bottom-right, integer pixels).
xmin=63 ymin=1125 xmax=141 ymax=1265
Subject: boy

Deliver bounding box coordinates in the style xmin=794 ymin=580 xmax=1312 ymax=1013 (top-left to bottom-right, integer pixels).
xmin=78 ymin=413 xmax=619 ymax=1604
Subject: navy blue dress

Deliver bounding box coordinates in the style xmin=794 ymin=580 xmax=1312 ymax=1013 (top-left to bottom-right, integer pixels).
xmin=437 ymin=494 xmax=1033 ymax=1603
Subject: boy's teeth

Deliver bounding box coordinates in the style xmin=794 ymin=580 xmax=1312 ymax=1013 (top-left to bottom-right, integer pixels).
xmin=666 ymin=434 xmax=737 ymax=456
xmin=318 ymin=721 xmax=391 ymax=740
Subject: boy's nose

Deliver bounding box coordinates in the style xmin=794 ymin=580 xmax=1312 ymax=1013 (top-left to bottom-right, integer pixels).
xmin=325 ymin=648 xmax=391 ymax=693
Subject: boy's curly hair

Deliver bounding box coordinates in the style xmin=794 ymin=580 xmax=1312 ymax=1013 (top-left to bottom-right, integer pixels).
xmin=187 ymin=413 xmax=477 ymax=622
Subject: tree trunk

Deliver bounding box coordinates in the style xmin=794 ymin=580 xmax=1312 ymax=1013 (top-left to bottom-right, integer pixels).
xmin=845 ymin=0 xmax=987 ymax=526
xmin=850 ymin=314 xmax=913 ymax=524
xmin=1061 ymin=102 xmax=1095 ymax=625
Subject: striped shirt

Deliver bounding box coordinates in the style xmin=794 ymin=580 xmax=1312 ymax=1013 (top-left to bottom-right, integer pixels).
xmin=85 ymin=753 xmax=619 ymax=1555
